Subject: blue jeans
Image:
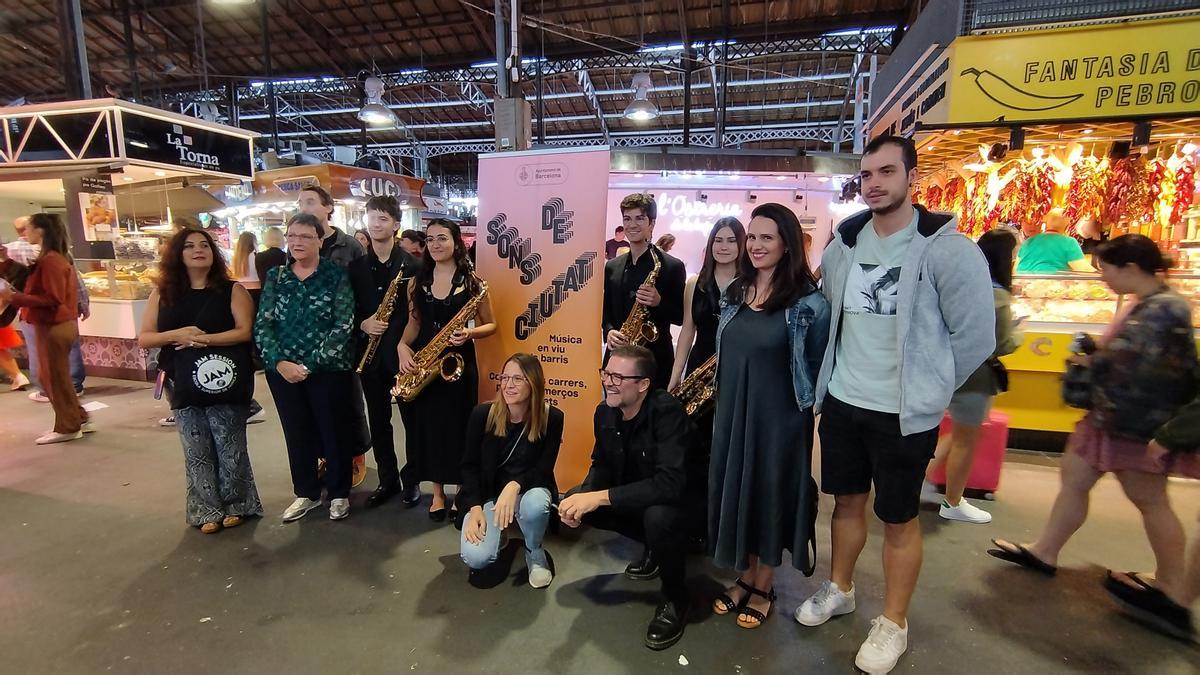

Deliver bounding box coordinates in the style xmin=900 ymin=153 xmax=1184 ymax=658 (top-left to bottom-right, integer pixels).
xmin=20 ymin=319 xmax=84 ymax=392
xmin=460 ymin=487 xmax=552 ymax=570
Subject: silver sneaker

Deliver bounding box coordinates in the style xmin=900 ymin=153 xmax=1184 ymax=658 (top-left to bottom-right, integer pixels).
xmin=329 ymin=498 xmax=350 ymax=521
xmin=282 ymin=497 xmax=322 ymax=522
xmin=795 ymin=580 xmax=856 ymax=626
xmin=527 ymin=549 xmax=553 ymax=589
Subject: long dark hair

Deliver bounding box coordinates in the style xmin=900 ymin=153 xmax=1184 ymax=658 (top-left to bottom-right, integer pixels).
xmin=29 ymin=213 xmax=72 ymax=262
xmin=156 ymin=228 xmax=231 ymax=306
xmin=977 ymin=228 xmax=1018 ymax=292
xmin=418 ymin=218 xmax=479 ymax=296
xmin=725 ymin=203 xmax=817 ymax=312
xmin=697 ymin=216 xmax=745 ymax=289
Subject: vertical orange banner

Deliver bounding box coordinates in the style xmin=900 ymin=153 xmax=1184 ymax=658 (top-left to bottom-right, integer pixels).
xmin=475 ymin=147 xmax=610 ymax=489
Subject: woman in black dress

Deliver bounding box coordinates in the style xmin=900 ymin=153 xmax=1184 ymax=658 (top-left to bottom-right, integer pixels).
xmin=398 ymin=219 xmax=497 ymax=523
xmin=708 ymin=203 xmax=830 ymax=629
xmin=669 ymin=217 xmax=745 ymax=388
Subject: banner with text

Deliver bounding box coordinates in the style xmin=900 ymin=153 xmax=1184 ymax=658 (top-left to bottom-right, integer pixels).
xmin=476 ymin=147 xmax=610 ymax=489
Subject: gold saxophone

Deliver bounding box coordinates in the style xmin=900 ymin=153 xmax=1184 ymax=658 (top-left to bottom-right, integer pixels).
xmin=390 ymin=279 xmax=489 ymax=402
xmin=356 ymin=268 xmax=409 ymax=374
xmin=670 ymin=354 xmax=717 ymax=417
xmin=618 ymin=247 xmax=662 ymax=345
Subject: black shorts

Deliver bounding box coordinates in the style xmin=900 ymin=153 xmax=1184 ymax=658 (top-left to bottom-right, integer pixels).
xmin=818 ymin=395 xmax=939 ymax=524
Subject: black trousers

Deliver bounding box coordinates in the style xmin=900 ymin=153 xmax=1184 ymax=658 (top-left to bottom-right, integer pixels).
xmin=359 ymin=367 xmax=414 ymax=490
xmin=583 ymin=503 xmax=695 ymax=605
xmin=267 ymin=369 xmax=355 ymax=500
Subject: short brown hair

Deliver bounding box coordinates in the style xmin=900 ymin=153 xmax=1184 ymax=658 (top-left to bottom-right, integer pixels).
xmin=620 ymin=193 xmax=657 ymax=221
xmin=609 ymin=344 xmax=655 ymax=379
xmin=300 ymin=185 xmax=335 ymax=220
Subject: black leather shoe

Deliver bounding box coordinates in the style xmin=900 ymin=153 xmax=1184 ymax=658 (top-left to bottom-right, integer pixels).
xmin=365 ymin=484 xmax=399 ymax=509
xmin=625 ymin=548 xmax=660 ymax=580
xmin=428 ymin=508 xmax=447 ymax=523
xmin=400 ymin=484 xmax=421 ymax=508
xmin=645 ymin=599 xmax=688 ymax=650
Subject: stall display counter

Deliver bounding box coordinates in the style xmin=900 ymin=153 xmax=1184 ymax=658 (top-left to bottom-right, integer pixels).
xmin=76 ymin=258 xmax=159 ymax=380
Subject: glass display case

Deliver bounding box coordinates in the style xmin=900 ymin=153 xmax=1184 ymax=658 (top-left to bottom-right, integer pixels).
xmin=78 ymin=259 xmax=158 ymax=300
xmin=1012 ymin=273 xmax=1200 ymax=329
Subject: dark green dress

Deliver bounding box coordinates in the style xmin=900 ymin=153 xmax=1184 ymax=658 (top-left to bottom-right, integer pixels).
xmin=709 ymin=304 xmax=815 ymax=571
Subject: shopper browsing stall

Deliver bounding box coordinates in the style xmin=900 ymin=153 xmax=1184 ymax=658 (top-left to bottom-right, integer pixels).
xmin=1016 ymin=208 xmax=1095 ymax=273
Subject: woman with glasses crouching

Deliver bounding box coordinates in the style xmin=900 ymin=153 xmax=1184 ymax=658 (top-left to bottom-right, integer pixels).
xmin=459 ymin=353 xmax=564 ymax=588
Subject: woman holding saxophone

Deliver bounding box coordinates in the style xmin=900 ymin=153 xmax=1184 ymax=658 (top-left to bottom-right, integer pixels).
xmin=397 ymin=219 xmax=496 ymax=524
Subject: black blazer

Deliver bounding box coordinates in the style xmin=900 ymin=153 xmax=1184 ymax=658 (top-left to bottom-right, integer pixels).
xmin=347 ymin=244 xmax=419 ymax=375
xmin=459 ymin=403 xmax=565 ymax=511
xmin=580 ymin=390 xmax=696 ymax=511
xmin=601 ymin=245 xmax=687 ymax=349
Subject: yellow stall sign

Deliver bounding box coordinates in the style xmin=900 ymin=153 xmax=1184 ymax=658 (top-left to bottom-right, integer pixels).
xmin=948 ymin=17 xmax=1200 ymax=124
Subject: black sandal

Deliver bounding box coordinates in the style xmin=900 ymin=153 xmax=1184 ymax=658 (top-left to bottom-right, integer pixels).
xmin=712 ymin=578 xmax=752 ymax=615
xmin=987 ymin=539 xmax=1057 ymax=576
xmin=736 ymin=586 xmax=776 ymax=629
xmin=1106 ymin=570 xmax=1156 ymax=591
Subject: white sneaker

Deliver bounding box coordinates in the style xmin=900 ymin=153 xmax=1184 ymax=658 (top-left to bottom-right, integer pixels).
xmin=855 ymin=615 xmax=908 ymax=674
xmin=794 ymin=580 xmax=856 ymax=626
xmin=35 ymin=430 xmax=83 ymax=445
xmin=282 ymin=497 xmax=322 ymax=522
xmin=919 ymin=480 xmax=942 ymax=505
xmin=10 ymin=373 xmax=30 ymax=391
xmin=28 ymin=390 xmax=49 ymax=403
xmin=159 ymin=416 xmax=176 ymax=427
xmin=246 ymin=409 xmax=267 ymax=424
xmin=329 ymin=498 xmax=350 ymax=520
xmin=81 ymin=421 xmax=96 ymax=434
xmin=939 ymin=498 xmax=993 ymax=524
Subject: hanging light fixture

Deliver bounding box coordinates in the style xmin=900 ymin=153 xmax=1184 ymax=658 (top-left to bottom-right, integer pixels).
xmin=358 ymin=76 xmax=399 ymax=127
xmin=623 ymin=73 xmax=659 ymax=122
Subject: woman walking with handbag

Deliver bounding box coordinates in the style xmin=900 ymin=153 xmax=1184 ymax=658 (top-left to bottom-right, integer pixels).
xmin=138 ymin=229 xmax=262 ymax=534
xmin=0 ymin=213 xmax=89 ymax=443
xmin=922 ymin=228 xmax=1023 ymax=523
xmin=989 ymin=235 xmax=1198 ymax=599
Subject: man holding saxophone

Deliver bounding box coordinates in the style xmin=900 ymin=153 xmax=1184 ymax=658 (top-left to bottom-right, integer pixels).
xmin=602 ymin=194 xmax=687 ymax=390
xmin=348 ymin=196 xmax=421 ymax=509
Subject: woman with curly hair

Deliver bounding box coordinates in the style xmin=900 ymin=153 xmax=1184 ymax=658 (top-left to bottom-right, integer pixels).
xmin=138 ymin=228 xmax=262 ymax=533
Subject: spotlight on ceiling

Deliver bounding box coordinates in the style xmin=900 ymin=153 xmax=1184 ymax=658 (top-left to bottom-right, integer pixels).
xmin=358 ymin=76 xmax=399 ymax=128
xmin=623 ymin=73 xmax=659 ymax=122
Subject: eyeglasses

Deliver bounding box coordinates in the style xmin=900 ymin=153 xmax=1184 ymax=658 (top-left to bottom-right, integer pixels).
xmin=286 ymin=233 xmax=319 ymax=241
xmin=598 ymin=369 xmax=648 ymax=385
xmin=499 ymin=374 xmax=528 ymax=385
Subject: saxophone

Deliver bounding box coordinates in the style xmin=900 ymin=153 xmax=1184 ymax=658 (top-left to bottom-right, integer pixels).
xmin=356 ymin=267 xmax=409 ymax=374
xmin=390 ymin=279 xmax=489 ymax=402
xmin=618 ymin=247 xmax=662 ymax=345
xmin=670 ymin=354 xmax=717 ymax=417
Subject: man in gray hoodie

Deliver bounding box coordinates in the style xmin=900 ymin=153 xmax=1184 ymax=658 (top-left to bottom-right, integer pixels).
xmin=794 ymin=136 xmax=995 ymax=674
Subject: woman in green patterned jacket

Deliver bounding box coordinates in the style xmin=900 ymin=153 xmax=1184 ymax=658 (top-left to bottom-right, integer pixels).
xmin=255 ymin=213 xmax=357 ymax=523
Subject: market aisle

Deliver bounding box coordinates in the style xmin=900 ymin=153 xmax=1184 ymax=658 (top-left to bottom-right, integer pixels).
xmin=1 ymin=376 xmax=1197 ymax=674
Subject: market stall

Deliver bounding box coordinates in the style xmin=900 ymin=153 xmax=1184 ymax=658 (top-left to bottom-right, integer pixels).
xmin=213 ymin=163 xmax=426 ymax=241
xmin=870 ymin=15 xmax=1200 ymax=435
xmin=0 ymin=98 xmax=257 ymax=380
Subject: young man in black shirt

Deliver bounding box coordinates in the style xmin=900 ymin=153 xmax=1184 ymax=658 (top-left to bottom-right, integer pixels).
xmin=560 ymin=345 xmax=698 ymax=650
xmin=602 ymin=194 xmax=686 ymax=389
xmin=348 ymin=196 xmax=422 ymax=508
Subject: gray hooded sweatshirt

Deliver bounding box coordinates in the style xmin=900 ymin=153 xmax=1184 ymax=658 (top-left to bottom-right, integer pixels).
xmin=814 ymin=205 xmax=996 ymax=436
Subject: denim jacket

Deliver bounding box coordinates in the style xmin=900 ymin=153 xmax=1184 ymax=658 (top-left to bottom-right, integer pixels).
xmin=716 ymin=290 xmax=831 ymax=411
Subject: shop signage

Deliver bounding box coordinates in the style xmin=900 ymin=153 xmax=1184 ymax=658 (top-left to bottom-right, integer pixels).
xmin=652 ymin=191 xmax=744 ymax=233
xmin=78 ymin=174 xmax=116 ymax=242
xmin=271 ymin=175 xmax=320 ymax=194
xmin=348 ymin=174 xmax=412 ymax=201
xmin=121 ymin=111 xmax=254 ymax=178
xmin=870 ymin=51 xmax=951 ymax=138
xmin=948 ymin=17 xmax=1200 ymax=123
xmin=476 ymin=148 xmax=609 ymax=488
